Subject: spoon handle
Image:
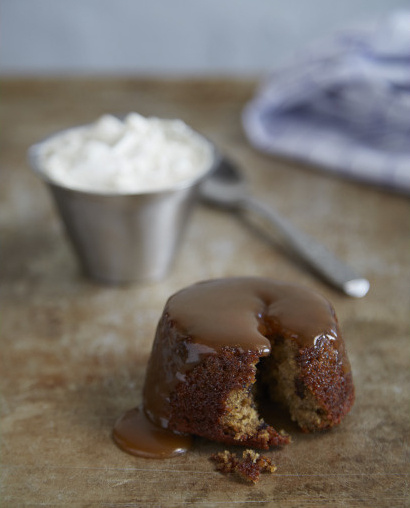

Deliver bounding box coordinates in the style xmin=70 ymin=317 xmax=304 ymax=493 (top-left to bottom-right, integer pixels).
xmin=242 ymin=196 xmax=369 ymax=297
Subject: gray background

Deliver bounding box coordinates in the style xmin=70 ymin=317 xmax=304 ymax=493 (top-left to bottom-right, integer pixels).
xmin=1 ymin=0 xmax=408 ymax=75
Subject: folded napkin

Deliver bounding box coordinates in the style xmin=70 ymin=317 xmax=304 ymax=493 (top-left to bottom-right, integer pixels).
xmin=243 ymin=11 xmax=410 ymax=194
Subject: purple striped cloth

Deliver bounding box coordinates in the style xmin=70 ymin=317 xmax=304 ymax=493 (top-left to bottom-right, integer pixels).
xmin=243 ymin=11 xmax=410 ymax=194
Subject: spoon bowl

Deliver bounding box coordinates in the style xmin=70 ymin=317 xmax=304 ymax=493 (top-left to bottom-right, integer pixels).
xmin=199 ymin=158 xmax=246 ymax=207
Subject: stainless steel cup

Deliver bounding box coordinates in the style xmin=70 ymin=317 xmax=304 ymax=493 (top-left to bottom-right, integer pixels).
xmin=28 ymin=131 xmax=216 ymax=284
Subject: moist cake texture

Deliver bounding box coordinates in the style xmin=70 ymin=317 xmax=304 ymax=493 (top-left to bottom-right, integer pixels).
xmin=142 ymin=277 xmax=354 ymax=449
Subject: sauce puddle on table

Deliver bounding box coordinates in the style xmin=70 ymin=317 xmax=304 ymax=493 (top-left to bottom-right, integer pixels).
xmin=113 ymin=406 xmax=193 ymax=459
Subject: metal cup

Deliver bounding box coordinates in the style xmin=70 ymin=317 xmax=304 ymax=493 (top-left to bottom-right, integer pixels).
xmin=28 ymin=131 xmax=216 ymax=284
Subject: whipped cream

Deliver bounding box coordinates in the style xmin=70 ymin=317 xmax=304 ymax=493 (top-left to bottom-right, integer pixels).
xmin=36 ymin=114 xmax=214 ymax=193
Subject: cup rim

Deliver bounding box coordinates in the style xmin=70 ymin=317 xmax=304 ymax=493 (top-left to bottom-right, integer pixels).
xmin=28 ymin=119 xmax=220 ymax=198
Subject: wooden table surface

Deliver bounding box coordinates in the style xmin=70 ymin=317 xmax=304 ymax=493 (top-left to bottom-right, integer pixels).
xmin=1 ymin=78 xmax=409 ymax=507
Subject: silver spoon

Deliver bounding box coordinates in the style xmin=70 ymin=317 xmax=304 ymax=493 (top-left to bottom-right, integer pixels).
xmin=199 ymin=158 xmax=370 ymax=298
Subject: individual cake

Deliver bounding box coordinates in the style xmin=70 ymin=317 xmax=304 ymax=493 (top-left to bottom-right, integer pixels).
xmin=141 ymin=277 xmax=355 ymax=450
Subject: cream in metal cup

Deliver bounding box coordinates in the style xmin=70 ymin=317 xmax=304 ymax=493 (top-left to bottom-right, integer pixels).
xmin=28 ymin=116 xmax=217 ymax=284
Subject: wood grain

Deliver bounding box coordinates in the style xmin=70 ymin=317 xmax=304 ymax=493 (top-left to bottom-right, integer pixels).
xmin=1 ymin=78 xmax=409 ymax=507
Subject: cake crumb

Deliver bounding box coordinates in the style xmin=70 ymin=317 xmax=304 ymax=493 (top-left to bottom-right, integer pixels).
xmin=211 ymin=449 xmax=277 ymax=484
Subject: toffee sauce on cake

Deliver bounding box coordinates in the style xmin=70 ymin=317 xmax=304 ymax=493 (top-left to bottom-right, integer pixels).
xmin=113 ymin=277 xmax=346 ymax=458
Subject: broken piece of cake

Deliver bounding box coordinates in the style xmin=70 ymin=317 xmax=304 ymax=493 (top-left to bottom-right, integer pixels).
xmin=211 ymin=449 xmax=277 ymax=484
